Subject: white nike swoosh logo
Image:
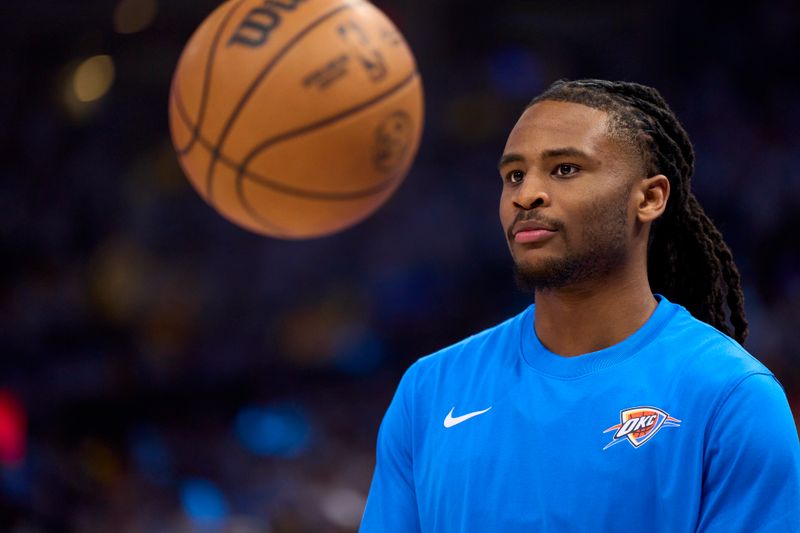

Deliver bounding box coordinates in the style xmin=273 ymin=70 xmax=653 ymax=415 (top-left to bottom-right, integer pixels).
xmin=443 ymin=406 xmax=493 ymax=428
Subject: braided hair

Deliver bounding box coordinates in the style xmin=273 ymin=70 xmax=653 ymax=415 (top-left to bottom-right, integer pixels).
xmin=528 ymin=79 xmax=748 ymax=344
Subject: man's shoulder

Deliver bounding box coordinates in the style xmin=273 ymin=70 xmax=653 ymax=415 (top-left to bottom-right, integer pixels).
xmin=661 ymin=302 xmax=774 ymax=388
xmin=404 ymin=305 xmax=532 ymax=384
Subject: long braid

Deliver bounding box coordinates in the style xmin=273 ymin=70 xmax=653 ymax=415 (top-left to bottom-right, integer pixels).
xmin=528 ymin=79 xmax=749 ymax=344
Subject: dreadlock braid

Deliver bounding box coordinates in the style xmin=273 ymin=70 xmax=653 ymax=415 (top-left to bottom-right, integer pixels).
xmin=527 ymin=79 xmax=749 ymax=344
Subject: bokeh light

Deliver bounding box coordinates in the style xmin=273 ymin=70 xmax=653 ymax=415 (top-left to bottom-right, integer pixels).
xmin=0 ymin=391 xmax=26 ymax=466
xmin=235 ymin=404 xmax=311 ymax=458
xmin=72 ymin=55 xmax=115 ymax=103
xmin=320 ymin=486 xmax=367 ymax=530
xmin=113 ymin=0 xmax=159 ymax=34
xmin=179 ymin=477 xmax=230 ymax=527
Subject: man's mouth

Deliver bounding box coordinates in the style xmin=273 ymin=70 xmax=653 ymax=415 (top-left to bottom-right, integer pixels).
xmin=513 ymin=228 xmax=557 ymax=244
xmin=510 ymin=219 xmax=558 ymax=243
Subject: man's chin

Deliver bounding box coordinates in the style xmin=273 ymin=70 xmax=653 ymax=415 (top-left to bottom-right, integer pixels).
xmin=512 ymin=243 xmax=629 ymax=293
xmin=513 ymin=259 xmax=578 ymax=292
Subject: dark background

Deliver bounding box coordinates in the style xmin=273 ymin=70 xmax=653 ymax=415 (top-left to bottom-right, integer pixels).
xmin=2 ymin=0 xmax=799 ymax=531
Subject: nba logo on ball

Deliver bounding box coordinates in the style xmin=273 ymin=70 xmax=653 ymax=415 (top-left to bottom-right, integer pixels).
xmin=169 ymin=0 xmax=424 ymax=239
xmin=375 ymin=112 xmax=412 ymax=171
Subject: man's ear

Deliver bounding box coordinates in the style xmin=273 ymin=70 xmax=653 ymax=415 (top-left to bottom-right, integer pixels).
xmin=636 ymin=174 xmax=670 ymax=223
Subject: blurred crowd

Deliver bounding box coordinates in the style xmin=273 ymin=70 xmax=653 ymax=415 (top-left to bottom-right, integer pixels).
xmin=2 ymin=0 xmax=799 ymax=531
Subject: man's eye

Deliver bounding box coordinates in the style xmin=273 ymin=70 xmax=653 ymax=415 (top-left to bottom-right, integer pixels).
xmin=506 ymin=170 xmax=524 ymax=183
xmin=554 ymin=164 xmax=579 ymax=177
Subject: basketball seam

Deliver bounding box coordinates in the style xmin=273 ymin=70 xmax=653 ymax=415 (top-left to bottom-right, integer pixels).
xmin=237 ymin=70 xmax=419 ymax=197
xmin=172 ymin=136 xmax=294 ymax=235
xmin=173 ymin=0 xmax=250 ymax=156
xmin=235 ymin=73 xmax=419 ymax=233
xmin=172 ymin=82 xmax=204 ymax=139
xmin=205 ymin=0 xmax=364 ymax=204
xmin=172 ymin=71 xmax=420 ymax=200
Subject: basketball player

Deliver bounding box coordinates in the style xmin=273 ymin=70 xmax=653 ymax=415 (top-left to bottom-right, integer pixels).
xmin=360 ymin=80 xmax=800 ymax=532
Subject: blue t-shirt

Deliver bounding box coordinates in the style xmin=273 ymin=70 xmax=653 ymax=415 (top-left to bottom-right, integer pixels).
xmin=361 ymin=296 xmax=800 ymax=532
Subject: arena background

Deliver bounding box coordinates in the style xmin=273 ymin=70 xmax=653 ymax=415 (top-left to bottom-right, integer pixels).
xmin=3 ymin=0 xmax=799 ymax=530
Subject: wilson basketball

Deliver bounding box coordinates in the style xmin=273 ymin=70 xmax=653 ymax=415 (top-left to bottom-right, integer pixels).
xmin=168 ymin=0 xmax=424 ymax=239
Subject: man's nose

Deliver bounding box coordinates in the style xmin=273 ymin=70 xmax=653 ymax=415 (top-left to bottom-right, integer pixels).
xmin=512 ymin=180 xmax=551 ymax=210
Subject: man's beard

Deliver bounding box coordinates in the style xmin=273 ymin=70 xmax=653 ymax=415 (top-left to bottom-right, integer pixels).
xmin=513 ymin=195 xmax=630 ymax=292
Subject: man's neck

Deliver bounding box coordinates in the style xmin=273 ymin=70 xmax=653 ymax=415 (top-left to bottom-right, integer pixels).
xmin=533 ymin=268 xmax=657 ymax=357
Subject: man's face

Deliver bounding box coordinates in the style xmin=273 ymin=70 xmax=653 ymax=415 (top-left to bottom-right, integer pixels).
xmin=498 ymin=100 xmax=642 ymax=291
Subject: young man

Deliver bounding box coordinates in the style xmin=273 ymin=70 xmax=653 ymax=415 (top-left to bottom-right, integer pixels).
xmin=360 ymin=80 xmax=800 ymax=532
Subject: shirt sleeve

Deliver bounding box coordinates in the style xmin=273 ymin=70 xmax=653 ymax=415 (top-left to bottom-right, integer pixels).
xmin=697 ymin=372 xmax=800 ymax=532
xmin=360 ymin=364 xmax=422 ymax=533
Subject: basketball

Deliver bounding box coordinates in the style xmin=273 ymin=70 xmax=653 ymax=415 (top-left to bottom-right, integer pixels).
xmin=168 ymin=0 xmax=424 ymax=239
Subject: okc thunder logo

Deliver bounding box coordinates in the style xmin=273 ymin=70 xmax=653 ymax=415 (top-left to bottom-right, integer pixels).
xmin=603 ymin=406 xmax=681 ymax=450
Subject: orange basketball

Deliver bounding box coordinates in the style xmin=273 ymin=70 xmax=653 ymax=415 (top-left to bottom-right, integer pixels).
xmin=168 ymin=0 xmax=424 ymax=239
